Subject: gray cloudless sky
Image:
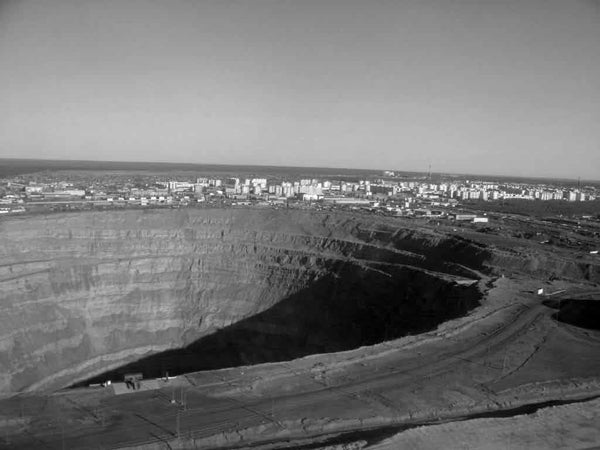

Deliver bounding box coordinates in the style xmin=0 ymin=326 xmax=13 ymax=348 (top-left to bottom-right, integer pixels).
xmin=1 ymin=0 xmax=599 ymax=179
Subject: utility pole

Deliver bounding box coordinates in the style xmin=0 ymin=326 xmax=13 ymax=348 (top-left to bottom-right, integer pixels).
xmin=180 ymin=387 xmax=187 ymax=411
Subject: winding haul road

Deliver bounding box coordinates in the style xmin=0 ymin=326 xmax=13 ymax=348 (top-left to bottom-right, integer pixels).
xmin=4 ymin=278 xmax=599 ymax=449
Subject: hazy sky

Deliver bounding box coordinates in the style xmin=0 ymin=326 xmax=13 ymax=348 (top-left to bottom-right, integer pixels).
xmin=1 ymin=0 xmax=599 ymax=178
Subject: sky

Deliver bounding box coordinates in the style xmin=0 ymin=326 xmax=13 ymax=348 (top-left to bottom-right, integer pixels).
xmin=0 ymin=0 xmax=599 ymax=179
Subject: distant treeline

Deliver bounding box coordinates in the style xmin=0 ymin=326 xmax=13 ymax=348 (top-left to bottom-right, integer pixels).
xmin=463 ymin=199 xmax=600 ymax=217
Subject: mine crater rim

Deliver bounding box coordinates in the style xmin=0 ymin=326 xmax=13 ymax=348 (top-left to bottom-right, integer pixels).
xmin=1 ymin=208 xmax=490 ymax=394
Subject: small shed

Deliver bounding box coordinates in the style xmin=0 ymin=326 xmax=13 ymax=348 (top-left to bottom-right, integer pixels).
xmin=124 ymin=373 xmax=143 ymax=390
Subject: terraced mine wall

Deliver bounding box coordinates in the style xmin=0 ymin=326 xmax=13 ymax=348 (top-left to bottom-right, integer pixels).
xmin=0 ymin=208 xmax=576 ymax=397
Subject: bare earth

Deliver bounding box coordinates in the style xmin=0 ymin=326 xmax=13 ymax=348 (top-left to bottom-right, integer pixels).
xmin=0 ymin=209 xmax=599 ymax=449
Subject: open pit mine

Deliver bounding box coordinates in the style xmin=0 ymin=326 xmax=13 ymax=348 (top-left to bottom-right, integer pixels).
xmin=1 ymin=208 xmax=599 ymax=449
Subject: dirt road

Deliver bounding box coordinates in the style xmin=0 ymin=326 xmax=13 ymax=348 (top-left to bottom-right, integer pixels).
xmin=3 ymin=277 xmax=599 ymax=449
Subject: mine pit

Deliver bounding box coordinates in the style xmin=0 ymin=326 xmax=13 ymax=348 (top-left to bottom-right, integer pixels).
xmin=4 ymin=207 xmax=600 ymax=450
xmin=544 ymin=299 xmax=600 ymax=331
xmin=78 ymin=263 xmax=481 ymax=385
xmin=0 ymin=209 xmax=485 ymax=395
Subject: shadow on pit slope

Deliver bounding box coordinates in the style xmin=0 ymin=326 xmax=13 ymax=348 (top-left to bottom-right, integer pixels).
xmin=77 ymin=263 xmax=481 ymax=386
xmin=543 ymin=299 xmax=600 ymax=331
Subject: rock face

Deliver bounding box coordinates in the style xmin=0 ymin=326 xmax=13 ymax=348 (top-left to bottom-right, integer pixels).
xmin=0 ymin=209 xmax=487 ymax=396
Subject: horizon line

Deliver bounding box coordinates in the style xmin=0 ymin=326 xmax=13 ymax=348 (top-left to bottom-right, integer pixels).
xmin=0 ymin=156 xmax=598 ymax=184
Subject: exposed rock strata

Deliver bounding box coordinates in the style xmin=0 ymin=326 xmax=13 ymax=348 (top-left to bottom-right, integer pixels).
xmin=0 ymin=208 xmax=588 ymax=397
